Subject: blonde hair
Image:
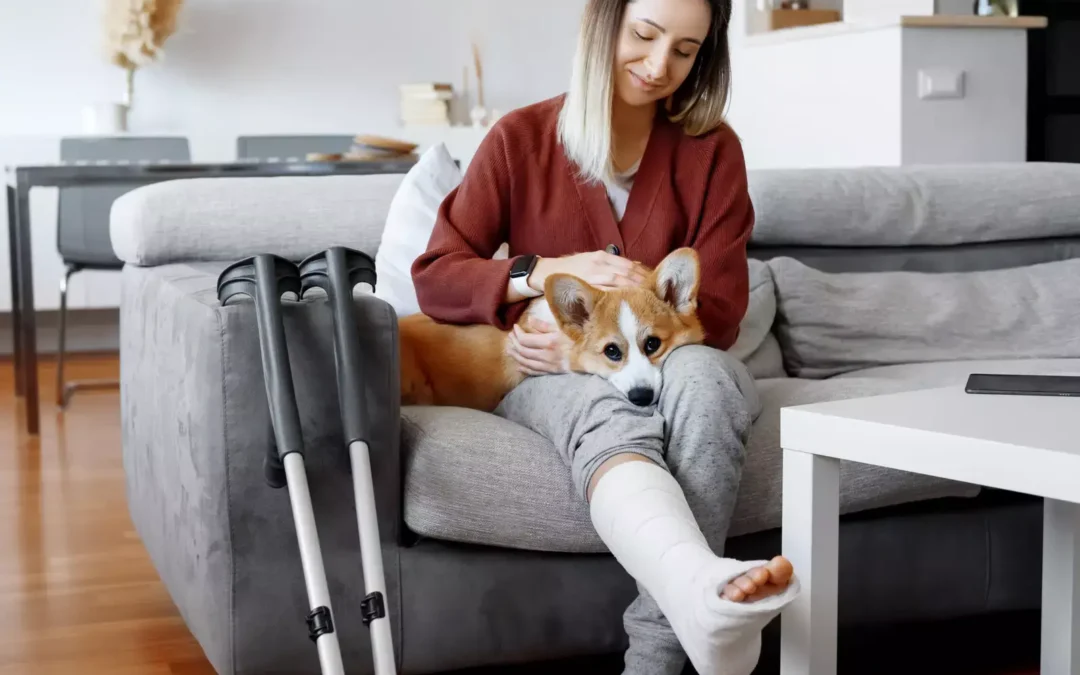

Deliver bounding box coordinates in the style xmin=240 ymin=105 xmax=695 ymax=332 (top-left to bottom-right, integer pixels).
xmin=557 ymin=0 xmax=733 ymax=185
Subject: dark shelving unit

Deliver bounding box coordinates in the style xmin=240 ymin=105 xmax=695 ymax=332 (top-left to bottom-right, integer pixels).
xmin=1022 ymin=0 xmax=1080 ymax=162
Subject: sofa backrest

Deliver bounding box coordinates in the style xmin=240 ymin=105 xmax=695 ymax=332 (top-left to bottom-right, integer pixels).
xmin=111 ymin=173 xmax=407 ymax=267
xmin=739 ymin=163 xmax=1080 ymax=379
xmin=111 ymin=162 xmax=1080 ymax=380
xmin=745 ymin=162 xmax=1080 ymax=274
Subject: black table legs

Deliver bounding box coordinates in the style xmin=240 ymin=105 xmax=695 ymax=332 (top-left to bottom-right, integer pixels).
xmin=7 ymin=178 xmax=39 ymax=435
xmin=6 ymin=184 xmax=21 ymax=397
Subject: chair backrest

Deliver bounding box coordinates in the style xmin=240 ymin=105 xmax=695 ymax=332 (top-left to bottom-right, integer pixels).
xmin=235 ymin=135 xmax=355 ymax=161
xmin=58 ymin=136 xmax=191 ymax=269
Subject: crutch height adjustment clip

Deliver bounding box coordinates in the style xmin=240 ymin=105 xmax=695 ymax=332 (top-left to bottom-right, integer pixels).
xmin=306 ymin=606 xmax=335 ymax=642
xmin=361 ymin=592 xmax=386 ymax=626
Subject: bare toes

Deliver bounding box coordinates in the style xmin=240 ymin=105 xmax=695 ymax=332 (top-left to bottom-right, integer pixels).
xmin=722 ymin=559 xmax=797 ymax=603
xmin=766 ymin=556 xmax=794 ymax=586
xmin=746 ymin=566 xmax=771 ymax=586
xmin=735 ymin=574 xmax=760 ymax=594
xmin=722 ymin=583 xmax=746 ymax=602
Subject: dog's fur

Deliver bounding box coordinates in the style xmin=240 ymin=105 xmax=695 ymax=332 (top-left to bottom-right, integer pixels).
xmin=398 ymin=247 xmax=705 ymax=412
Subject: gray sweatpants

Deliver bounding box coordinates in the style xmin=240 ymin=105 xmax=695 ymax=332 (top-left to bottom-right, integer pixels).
xmin=493 ymin=344 xmax=762 ymax=675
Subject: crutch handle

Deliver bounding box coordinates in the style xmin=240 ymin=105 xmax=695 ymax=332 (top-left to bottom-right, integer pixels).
xmin=217 ymin=254 xmax=305 ymax=462
xmin=298 ymin=246 xmax=378 ymax=448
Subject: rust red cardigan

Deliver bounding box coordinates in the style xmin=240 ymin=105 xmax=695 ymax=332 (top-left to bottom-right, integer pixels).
xmin=411 ymin=95 xmax=754 ymax=350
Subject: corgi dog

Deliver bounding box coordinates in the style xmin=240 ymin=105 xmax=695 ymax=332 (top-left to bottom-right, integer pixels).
xmin=398 ymin=247 xmax=705 ymax=412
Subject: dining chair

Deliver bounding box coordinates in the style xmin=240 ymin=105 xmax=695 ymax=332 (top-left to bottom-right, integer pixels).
xmin=235 ymin=135 xmax=355 ymax=161
xmin=56 ymin=136 xmax=191 ymax=408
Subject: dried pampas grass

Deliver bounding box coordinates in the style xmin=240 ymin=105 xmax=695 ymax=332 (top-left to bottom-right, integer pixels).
xmin=103 ymin=0 xmax=184 ymax=104
xmin=471 ymin=42 xmax=485 ymax=110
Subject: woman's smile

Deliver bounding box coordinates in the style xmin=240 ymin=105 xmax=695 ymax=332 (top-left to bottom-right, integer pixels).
xmin=629 ymin=70 xmax=660 ymax=91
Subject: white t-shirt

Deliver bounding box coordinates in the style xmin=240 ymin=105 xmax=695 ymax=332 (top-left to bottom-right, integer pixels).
xmin=605 ymin=160 xmax=640 ymax=222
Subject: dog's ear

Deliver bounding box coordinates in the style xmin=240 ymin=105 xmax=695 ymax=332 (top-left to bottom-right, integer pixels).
xmin=651 ymin=247 xmax=700 ymax=314
xmin=545 ymin=274 xmax=598 ymax=337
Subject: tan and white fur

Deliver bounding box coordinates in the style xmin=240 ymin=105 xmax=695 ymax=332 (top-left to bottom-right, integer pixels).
xmin=398 ymin=247 xmax=705 ymax=412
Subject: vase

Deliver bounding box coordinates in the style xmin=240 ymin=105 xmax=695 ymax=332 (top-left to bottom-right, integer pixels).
xmin=82 ymin=102 xmax=129 ymax=135
xmin=470 ymin=105 xmax=488 ymax=128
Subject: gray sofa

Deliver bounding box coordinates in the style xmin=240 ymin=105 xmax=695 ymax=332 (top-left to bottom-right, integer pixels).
xmin=112 ymin=162 xmax=1080 ymax=675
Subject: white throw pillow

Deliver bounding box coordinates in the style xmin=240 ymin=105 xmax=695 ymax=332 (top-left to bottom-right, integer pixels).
xmin=374 ymin=143 xmax=463 ymax=317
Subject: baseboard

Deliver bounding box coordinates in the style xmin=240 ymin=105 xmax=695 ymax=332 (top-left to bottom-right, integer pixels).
xmin=0 ymin=309 xmax=120 ymax=356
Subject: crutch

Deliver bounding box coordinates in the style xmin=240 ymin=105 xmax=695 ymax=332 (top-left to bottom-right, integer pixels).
xmin=216 ymin=254 xmax=346 ymax=675
xmin=299 ymin=246 xmax=397 ymax=675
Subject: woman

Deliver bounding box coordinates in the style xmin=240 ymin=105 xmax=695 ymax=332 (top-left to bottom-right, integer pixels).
xmin=411 ymin=0 xmax=800 ymax=672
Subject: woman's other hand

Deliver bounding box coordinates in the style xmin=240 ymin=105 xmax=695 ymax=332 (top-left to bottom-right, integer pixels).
xmin=507 ymin=318 xmax=572 ymax=376
xmin=530 ymin=251 xmax=649 ymax=292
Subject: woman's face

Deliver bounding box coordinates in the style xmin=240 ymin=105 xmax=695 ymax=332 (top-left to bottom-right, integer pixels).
xmin=613 ymin=0 xmax=712 ymax=109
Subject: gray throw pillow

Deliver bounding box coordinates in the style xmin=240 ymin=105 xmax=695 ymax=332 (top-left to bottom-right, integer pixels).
xmin=769 ymin=256 xmax=1080 ymax=378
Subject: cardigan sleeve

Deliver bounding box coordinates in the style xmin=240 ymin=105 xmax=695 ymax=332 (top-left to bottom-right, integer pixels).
xmin=410 ymin=125 xmax=521 ymax=328
xmin=690 ymin=130 xmax=755 ymax=351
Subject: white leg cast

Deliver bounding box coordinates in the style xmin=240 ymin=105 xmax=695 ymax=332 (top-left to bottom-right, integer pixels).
xmin=284 ymin=453 xmax=346 ymax=675
xmin=1042 ymin=498 xmax=1080 ymax=675
xmin=781 ymin=449 xmax=840 ymax=675
xmin=350 ymin=440 xmax=397 ymax=675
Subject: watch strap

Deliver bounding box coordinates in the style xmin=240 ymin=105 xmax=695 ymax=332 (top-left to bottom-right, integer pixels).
xmin=511 ymin=272 xmax=543 ymax=298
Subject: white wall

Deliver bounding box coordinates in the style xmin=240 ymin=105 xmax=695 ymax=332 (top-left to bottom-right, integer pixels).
xmin=0 ymin=0 xmax=588 ymax=321
xmin=0 ymin=0 xmax=586 ymax=146
xmin=728 ymin=26 xmax=905 ymax=170
xmin=900 ymin=26 xmax=1028 ymax=164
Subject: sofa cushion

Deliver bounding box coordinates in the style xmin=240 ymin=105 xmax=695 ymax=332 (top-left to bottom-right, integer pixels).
xmin=727 ymin=259 xmax=784 ymax=379
xmin=770 ymin=256 xmax=1080 ymax=379
xmin=402 ymin=406 xmax=601 ymax=553
xmin=831 ymin=358 xmax=1080 ymax=384
xmin=402 ymin=375 xmax=980 ymax=553
xmin=742 ymin=333 xmax=787 ymax=380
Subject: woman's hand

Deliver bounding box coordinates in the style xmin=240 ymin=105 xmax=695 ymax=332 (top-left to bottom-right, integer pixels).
xmin=506 ymin=318 xmax=573 ymax=376
xmin=530 ymin=251 xmax=649 ymax=292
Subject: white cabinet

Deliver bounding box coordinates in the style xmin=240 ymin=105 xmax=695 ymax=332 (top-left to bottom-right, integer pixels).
xmin=843 ymin=0 xmax=981 ymax=22
xmin=844 ymin=0 xmax=936 ymax=22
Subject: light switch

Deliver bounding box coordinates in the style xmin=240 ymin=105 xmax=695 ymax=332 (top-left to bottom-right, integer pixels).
xmin=918 ymin=68 xmax=966 ymax=100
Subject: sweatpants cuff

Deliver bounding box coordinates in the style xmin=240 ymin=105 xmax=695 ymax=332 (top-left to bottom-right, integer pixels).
xmin=575 ymin=444 xmax=667 ymax=503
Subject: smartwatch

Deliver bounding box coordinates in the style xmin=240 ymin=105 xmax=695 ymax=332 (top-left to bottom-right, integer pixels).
xmin=509 ymin=254 xmax=543 ymax=298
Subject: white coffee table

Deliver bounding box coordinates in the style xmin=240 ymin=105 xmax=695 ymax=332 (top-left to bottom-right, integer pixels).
xmin=778 ymin=384 xmax=1080 ymax=675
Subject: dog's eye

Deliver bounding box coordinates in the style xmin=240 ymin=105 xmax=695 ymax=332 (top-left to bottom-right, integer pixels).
xmin=644 ymin=336 xmax=661 ymax=355
xmin=603 ymin=343 xmax=623 ymax=361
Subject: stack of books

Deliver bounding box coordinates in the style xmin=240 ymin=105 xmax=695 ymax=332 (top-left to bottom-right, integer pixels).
xmin=399 ymin=83 xmax=453 ymax=126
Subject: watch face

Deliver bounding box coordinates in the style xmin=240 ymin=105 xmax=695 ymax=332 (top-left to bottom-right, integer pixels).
xmin=510 ymin=255 xmax=536 ymax=278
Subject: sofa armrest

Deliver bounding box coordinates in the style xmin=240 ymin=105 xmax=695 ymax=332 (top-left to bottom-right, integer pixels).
xmin=120 ymin=260 xmax=403 ymax=672
xmin=110 ymin=173 xmax=406 ymax=266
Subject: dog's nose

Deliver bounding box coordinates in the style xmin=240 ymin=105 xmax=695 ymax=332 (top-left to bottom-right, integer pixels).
xmin=628 ymin=387 xmax=655 ymax=407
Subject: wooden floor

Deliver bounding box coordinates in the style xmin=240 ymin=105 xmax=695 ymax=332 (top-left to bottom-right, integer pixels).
xmin=0 ymin=354 xmax=1043 ymax=675
xmin=0 ymin=355 xmax=216 ymax=675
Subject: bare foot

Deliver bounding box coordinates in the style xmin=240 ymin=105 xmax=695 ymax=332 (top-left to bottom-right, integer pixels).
xmin=720 ymin=556 xmax=794 ymax=602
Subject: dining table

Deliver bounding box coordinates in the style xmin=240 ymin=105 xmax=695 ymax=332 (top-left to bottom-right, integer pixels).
xmin=5 ymin=156 xmax=415 ymax=435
